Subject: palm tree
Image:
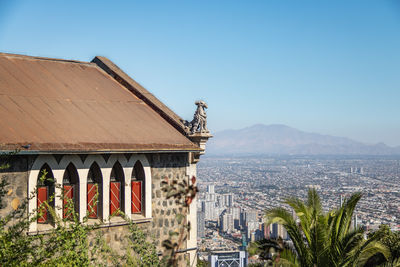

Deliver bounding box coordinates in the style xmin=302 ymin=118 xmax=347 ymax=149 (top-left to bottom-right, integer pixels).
xmin=265 ymin=189 xmax=389 ymax=267
xmin=366 ymin=225 xmax=400 ymax=267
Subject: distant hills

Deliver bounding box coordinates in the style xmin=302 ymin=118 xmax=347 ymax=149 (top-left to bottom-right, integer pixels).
xmin=206 ymin=124 xmax=400 ymax=156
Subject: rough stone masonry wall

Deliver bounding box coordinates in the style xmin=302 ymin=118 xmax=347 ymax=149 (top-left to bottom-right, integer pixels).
xmin=0 ymin=155 xmax=34 ymax=216
xmin=92 ymin=153 xmax=190 ymax=265
xmin=0 ymin=153 xmax=190 ymax=264
xmin=149 ymin=153 xmax=189 ymax=250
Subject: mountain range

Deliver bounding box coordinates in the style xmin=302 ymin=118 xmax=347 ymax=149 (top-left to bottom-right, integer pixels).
xmin=206 ymin=124 xmax=400 ymax=156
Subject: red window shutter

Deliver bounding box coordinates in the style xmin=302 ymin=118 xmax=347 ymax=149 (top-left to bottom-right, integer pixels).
xmin=87 ymin=183 xmax=98 ymax=218
xmin=37 ymin=186 xmax=48 ymax=223
xmin=110 ymin=182 xmax=120 ymax=215
xmin=63 ymin=185 xmax=74 ymax=219
xmin=131 ymin=181 xmax=142 ymax=213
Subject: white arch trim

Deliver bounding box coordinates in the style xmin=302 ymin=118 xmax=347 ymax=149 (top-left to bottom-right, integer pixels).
xmin=128 ymin=154 xmax=152 ymax=219
xmin=28 ymin=155 xmax=59 ymax=232
xmin=58 ymin=155 xmax=83 ymax=220
xmin=84 ymin=156 xmax=106 ymax=220
xmin=28 ymin=153 xmax=153 ymax=232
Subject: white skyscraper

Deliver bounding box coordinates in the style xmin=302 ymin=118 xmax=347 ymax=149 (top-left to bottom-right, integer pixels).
xmin=202 ymin=201 xmax=215 ymax=221
xmin=232 ymin=207 xmax=241 ymax=220
xmin=340 ymin=194 xmax=344 ymax=207
xmin=207 ymin=184 xmax=215 ymax=194
xmin=222 ymin=193 xmax=234 ymax=207
xmin=221 ymin=212 xmax=234 ymax=233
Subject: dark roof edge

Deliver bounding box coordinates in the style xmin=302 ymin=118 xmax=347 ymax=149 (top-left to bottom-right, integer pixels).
xmin=0 ymin=149 xmax=201 ymax=155
xmin=91 ymin=56 xmax=190 ymax=136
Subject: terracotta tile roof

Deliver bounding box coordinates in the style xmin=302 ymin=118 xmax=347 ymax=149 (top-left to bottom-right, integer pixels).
xmin=0 ymin=53 xmax=199 ymax=152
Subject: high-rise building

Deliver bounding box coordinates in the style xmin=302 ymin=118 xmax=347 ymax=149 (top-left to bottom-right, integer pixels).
xmin=353 ymin=213 xmax=359 ymax=230
xmin=254 ymin=229 xmax=264 ymax=241
xmin=232 ymin=207 xmax=241 ymax=220
xmin=247 ymin=221 xmax=260 ymax=239
xmin=214 ymin=206 xmax=225 ymax=221
xmin=217 ymin=195 xmax=224 ymax=207
xmin=202 ymin=201 xmax=215 ymax=221
xmin=220 ymin=212 xmax=234 ymax=233
xmin=271 ymin=223 xmax=278 ymax=239
xmin=221 ymin=193 xmax=234 ymax=207
xmin=197 ymin=211 xmax=205 ymax=238
xmin=263 ymin=223 xmax=271 ymax=239
xmin=207 ymin=184 xmax=215 ymax=194
xmin=232 ymin=207 xmax=241 ymax=230
xmin=206 ymin=192 xmax=216 ymax=202
xmin=278 ymin=224 xmax=288 ymax=240
xmin=240 ymin=210 xmax=246 ymax=228
xmin=271 ymin=223 xmax=288 ymax=240
xmin=245 ymin=210 xmax=258 ymax=225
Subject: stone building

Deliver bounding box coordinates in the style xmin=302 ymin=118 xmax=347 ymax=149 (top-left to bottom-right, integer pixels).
xmin=0 ymin=52 xmax=211 ymax=265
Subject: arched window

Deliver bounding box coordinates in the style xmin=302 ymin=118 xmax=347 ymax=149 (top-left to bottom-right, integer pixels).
xmin=63 ymin=163 xmax=79 ymax=219
xmin=131 ymin=161 xmax=144 ymax=214
xmin=37 ymin=164 xmax=55 ymax=224
xmin=110 ymin=161 xmax=124 ymax=216
xmin=87 ymin=162 xmax=102 ymax=219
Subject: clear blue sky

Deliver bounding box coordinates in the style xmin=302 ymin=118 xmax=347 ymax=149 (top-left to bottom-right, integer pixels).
xmin=1 ymin=1 xmax=399 ymax=146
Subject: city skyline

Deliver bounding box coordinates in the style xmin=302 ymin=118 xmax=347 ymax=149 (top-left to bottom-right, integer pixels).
xmin=0 ymin=1 xmax=399 ymax=146
xmin=196 ymin=154 xmax=400 ymax=254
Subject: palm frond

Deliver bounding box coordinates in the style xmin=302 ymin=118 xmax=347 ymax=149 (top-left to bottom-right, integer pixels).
xmin=336 ymin=193 xmax=362 ymax=241
xmin=377 ymin=257 xmax=400 ymax=267
xmin=264 ymin=189 xmax=383 ymax=267
xmin=306 ymin=188 xmax=322 ymax=215
xmin=276 ymin=248 xmax=300 ymax=267
xmin=285 ymin=197 xmax=313 ymax=250
xmin=266 ymin=208 xmax=311 ymax=266
xmin=343 ymin=230 xmax=390 ymax=267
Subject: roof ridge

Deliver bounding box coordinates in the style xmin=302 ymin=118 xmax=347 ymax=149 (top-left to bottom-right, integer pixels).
xmin=92 ymin=56 xmax=190 ymax=136
xmin=0 ymin=52 xmax=93 ymax=65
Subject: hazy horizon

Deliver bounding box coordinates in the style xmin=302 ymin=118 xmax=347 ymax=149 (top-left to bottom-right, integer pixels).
xmin=213 ymin=123 xmax=399 ymax=147
xmin=1 ymin=1 xmax=399 ymax=146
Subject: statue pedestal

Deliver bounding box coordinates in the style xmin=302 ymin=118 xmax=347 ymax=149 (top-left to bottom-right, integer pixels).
xmin=188 ymin=132 xmax=213 ymax=163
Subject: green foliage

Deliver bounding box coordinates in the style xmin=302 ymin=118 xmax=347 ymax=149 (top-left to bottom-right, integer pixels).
xmin=196 ymin=257 xmax=208 ymax=267
xmin=0 ymin=153 xmax=39 ymax=266
xmin=0 ymin=162 xmax=160 ymax=266
xmin=248 ymin=240 xmax=261 ymax=257
xmin=0 ymin=178 xmax=8 ymax=209
xmin=0 ymin=173 xmax=95 ymax=266
xmin=125 ymin=222 xmax=160 ymax=266
xmin=0 ymin=153 xmax=197 ymax=267
xmin=0 ymin=196 xmax=39 ymax=266
xmin=249 ymin=238 xmax=286 ymax=265
xmin=265 ymin=188 xmax=390 ymax=267
xmin=366 ymin=225 xmax=400 ymax=266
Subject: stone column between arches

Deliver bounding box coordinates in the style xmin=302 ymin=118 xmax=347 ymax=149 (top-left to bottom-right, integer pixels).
xmin=53 ymin=169 xmax=64 ymax=221
xmin=77 ymin=168 xmax=89 ymax=222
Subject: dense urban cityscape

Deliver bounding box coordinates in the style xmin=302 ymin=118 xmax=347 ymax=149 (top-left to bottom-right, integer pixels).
xmin=196 ymin=155 xmax=400 ymax=262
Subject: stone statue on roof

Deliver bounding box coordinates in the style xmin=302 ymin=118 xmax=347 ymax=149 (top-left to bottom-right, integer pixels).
xmin=184 ymin=100 xmax=209 ymax=134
